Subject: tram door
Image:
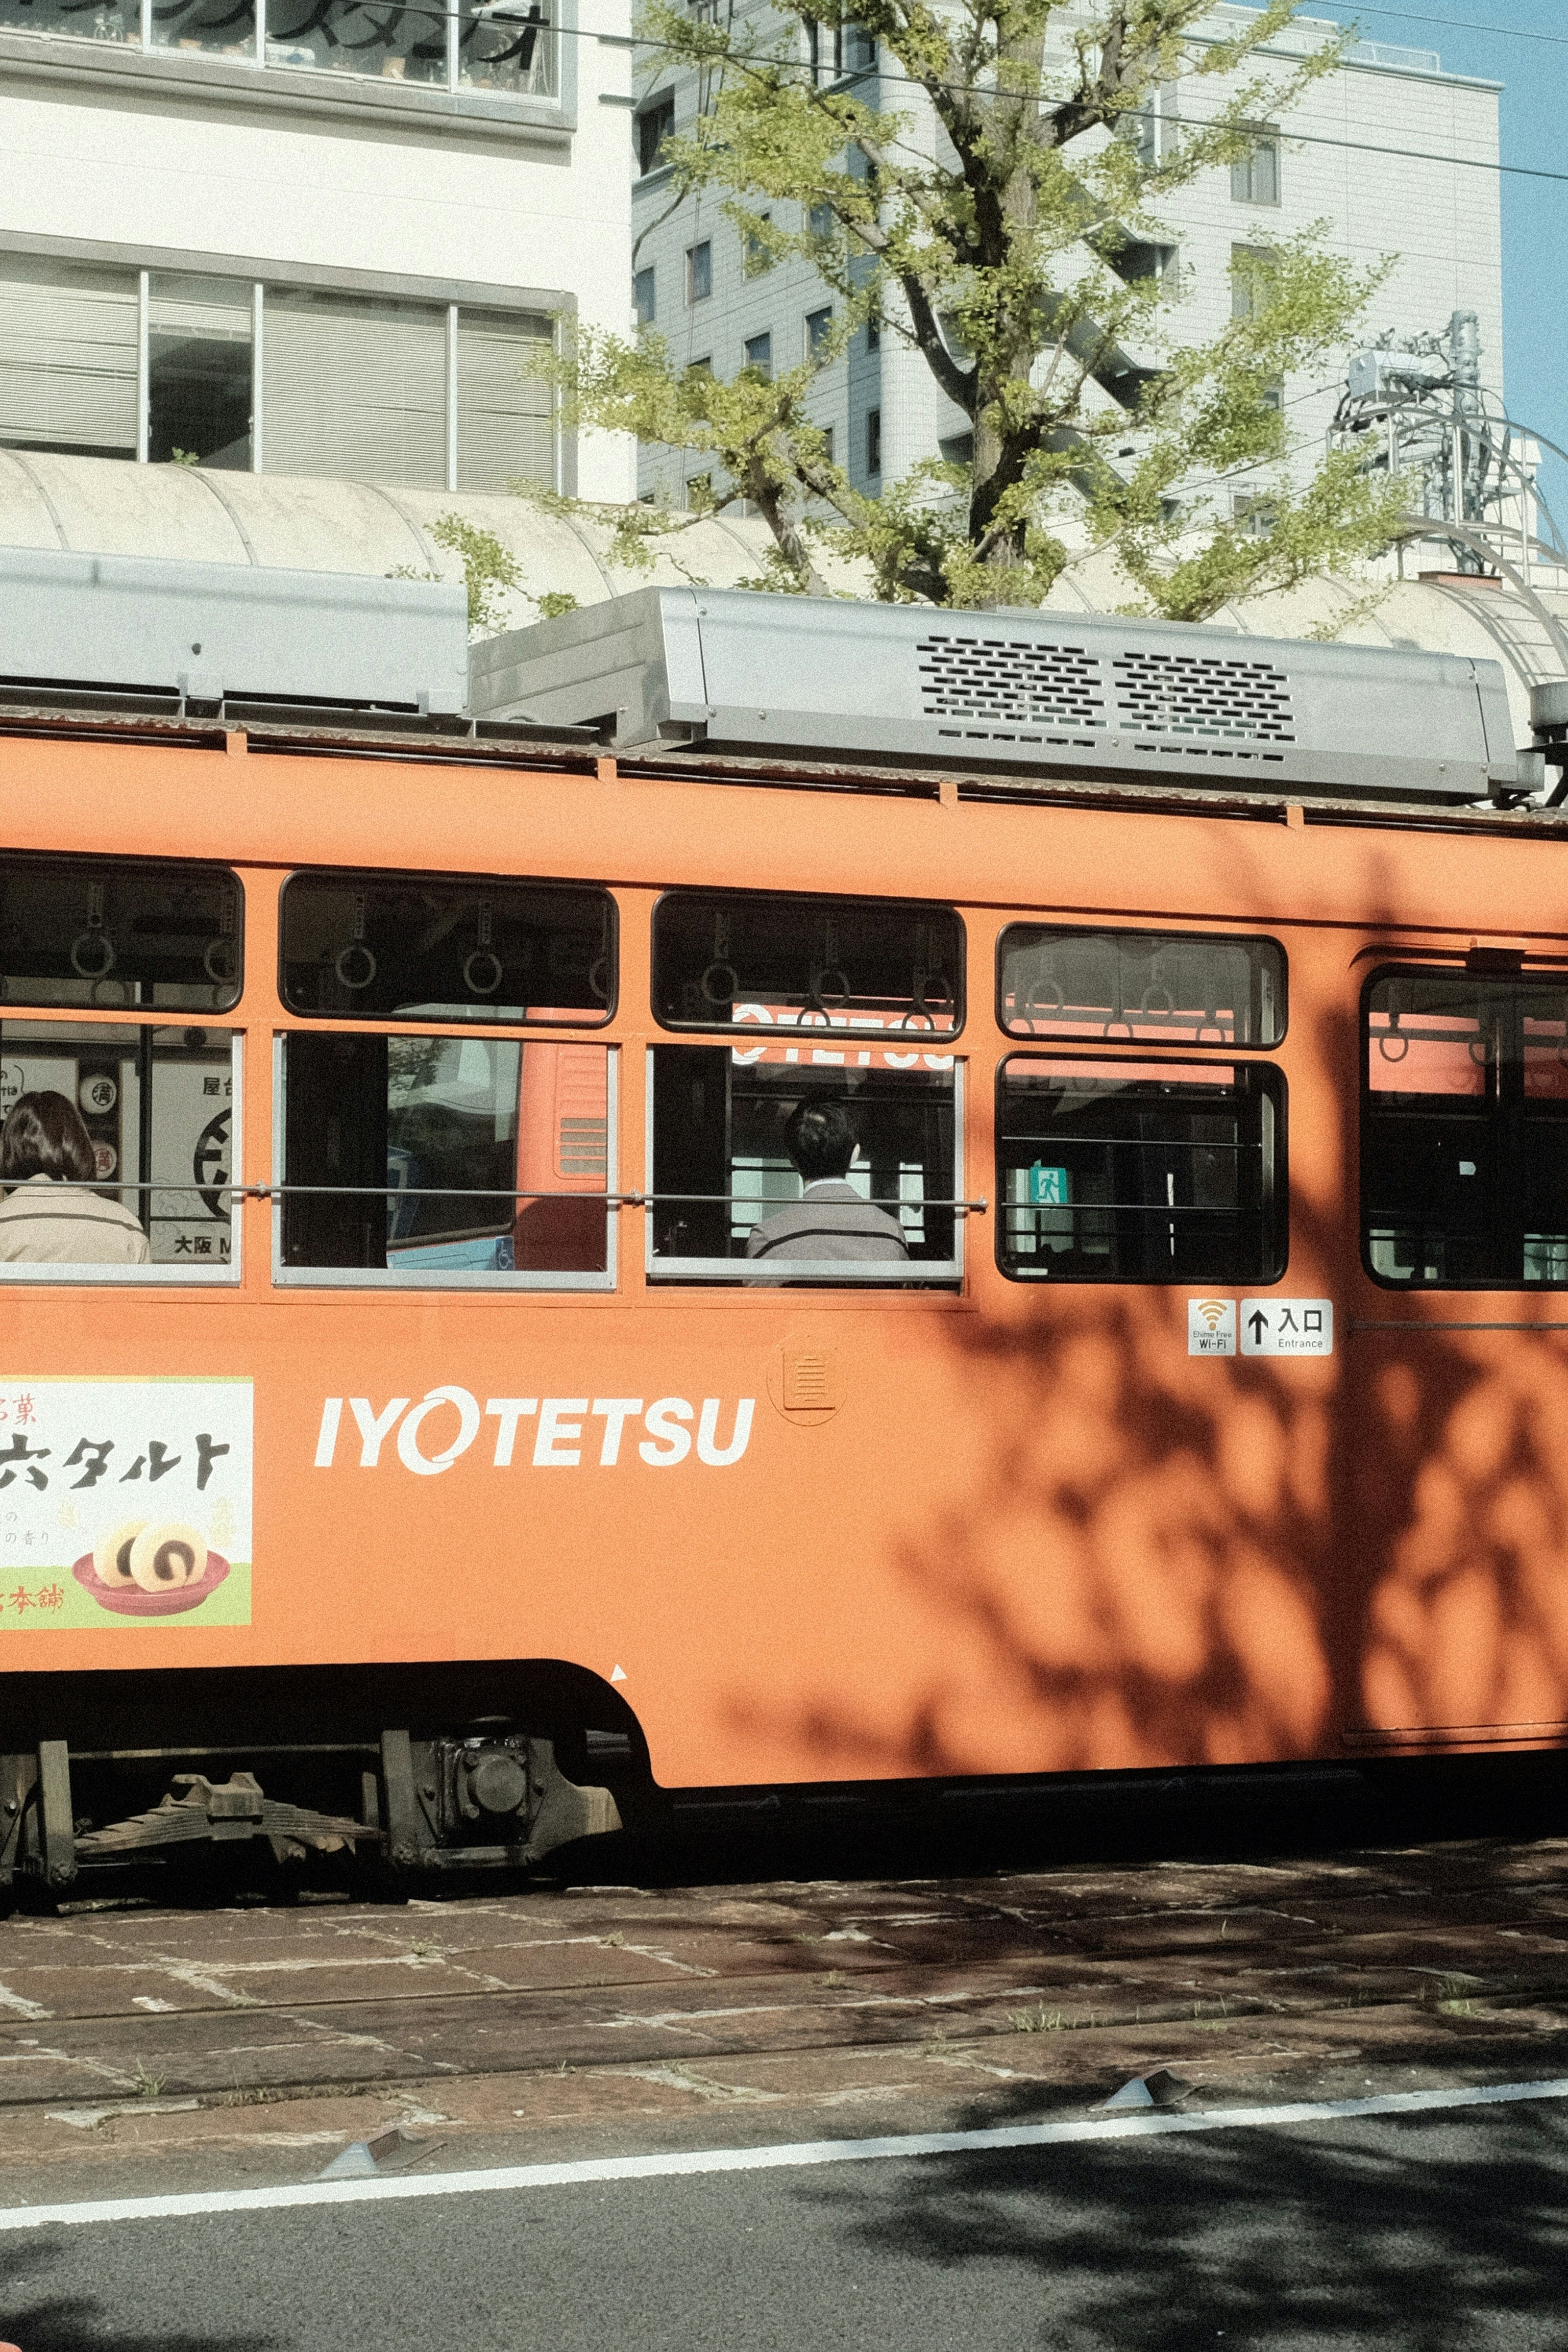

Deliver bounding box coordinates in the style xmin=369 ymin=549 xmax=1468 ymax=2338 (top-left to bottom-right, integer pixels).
xmin=1350 ymin=965 xmax=1568 ymax=1742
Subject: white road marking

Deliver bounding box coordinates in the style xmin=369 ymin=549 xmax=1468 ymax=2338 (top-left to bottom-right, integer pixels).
xmin=0 ymin=2073 xmax=1564 ymax=2234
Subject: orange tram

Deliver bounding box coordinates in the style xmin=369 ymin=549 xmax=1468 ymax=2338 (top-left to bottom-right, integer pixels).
xmin=1 ymin=575 xmax=1567 ymax=1897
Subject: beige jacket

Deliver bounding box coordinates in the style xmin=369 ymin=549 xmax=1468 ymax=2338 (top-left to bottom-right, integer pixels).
xmin=0 ymin=1178 xmax=152 ymax=1265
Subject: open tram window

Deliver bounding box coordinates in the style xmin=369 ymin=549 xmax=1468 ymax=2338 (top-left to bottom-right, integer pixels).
xmin=0 ymin=1022 xmax=239 ymax=1280
xmin=1363 ymin=968 xmax=1568 ymax=1287
xmin=0 ymin=855 xmax=241 ymax=1013
xmin=996 ymin=1055 xmax=1286 ymax=1284
xmin=653 ymin=890 xmax=964 ymax=1040
xmin=279 ymin=870 xmax=616 ymax=1027
xmin=648 ymin=1043 xmax=959 ymax=1284
xmin=999 ymin=925 xmax=1285 ymax=1048
xmin=277 ymin=1031 xmax=614 ymax=1288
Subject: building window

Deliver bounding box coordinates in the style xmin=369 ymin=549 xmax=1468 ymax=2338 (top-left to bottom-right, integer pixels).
xmin=1232 ymin=493 xmax=1279 ymax=535
xmin=865 ymin=309 xmax=880 ymax=353
xmin=808 ymin=202 xmax=835 ymax=242
xmin=0 ymin=255 xmax=138 ymax=460
xmin=743 ymin=215 xmax=774 ymax=277
xmin=633 ymin=267 xmax=656 ymax=327
xmin=805 ymin=306 xmax=832 ymax=360
xmin=1231 ymin=127 xmax=1281 ymax=206
xmin=806 ymin=19 xmax=874 ymax=80
xmin=1230 ymin=243 xmax=1276 ymax=320
xmin=1362 ymin=968 xmax=1568 ymax=1287
xmin=147 ymin=274 xmax=253 ymax=469
xmin=8 ymin=0 xmax=557 ymax=94
xmin=687 ymin=242 xmax=713 ymax=305
xmin=865 ymin=407 xmax=881 ymax=475
xmin=637 ymin=94 xmax=675 ymax=175
xmin=0 ymin=257 xmax=556 ymax=491
xmin=743 ymin=331 xmax=772 ymax=378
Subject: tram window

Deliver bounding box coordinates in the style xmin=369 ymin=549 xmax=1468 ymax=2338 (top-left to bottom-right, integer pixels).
xmin=279 ymin=871 xmax=615 ymax=1026
xmin=277 ymin=1032 xmax=613 ymax=1287
xmin=0 ymin=855 xmax=241 ymax=1013
xmin=998 ymin=925 xmax=1285 ymax=1048
xmin=652 ymin=890 xmax=964 ymax=1039
xmin=996 ymin=1055 xmax=1286 ymax=1284
xmin=1363 ymin=969 xmax=1568 ymax=1287
xmin=648 ymin=1044 xmax=959 ymax=1283
xmin=0 ymin=1022 xmax=239 ymax=1280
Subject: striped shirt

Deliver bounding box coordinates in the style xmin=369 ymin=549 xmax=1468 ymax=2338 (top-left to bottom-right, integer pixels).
xmin=0 ymin=1177 xmax=152 ymax=1265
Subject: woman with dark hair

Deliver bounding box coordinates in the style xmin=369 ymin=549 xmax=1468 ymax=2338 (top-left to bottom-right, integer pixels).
xmin=0 ymin=1090 xmax=150 ymax=1264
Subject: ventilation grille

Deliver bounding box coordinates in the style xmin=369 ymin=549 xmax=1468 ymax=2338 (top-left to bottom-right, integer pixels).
xmin=1111 ymin=651 xmax=1295 ymax=742
xmin=913 ymin=633 xmax=1297 ymax=746
xmin=916 ymin=634 xmax=1106 ymax=729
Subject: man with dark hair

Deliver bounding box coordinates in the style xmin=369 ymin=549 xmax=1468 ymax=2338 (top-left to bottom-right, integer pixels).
xmin=745 ymin=1099 xmax=909 ymax=1263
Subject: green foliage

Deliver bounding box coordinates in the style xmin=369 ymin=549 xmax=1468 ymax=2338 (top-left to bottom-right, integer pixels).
xmin=389 ymin=514 xmax=578 ymax=634
xmin=549 ymin=0 xmax=1406 ymax=615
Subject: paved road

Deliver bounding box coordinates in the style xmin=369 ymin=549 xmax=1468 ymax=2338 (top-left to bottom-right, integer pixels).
xmin=3 ymin=2098 xmax=1566 ymax=2351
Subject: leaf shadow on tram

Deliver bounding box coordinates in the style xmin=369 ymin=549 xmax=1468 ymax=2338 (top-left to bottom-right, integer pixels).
xmin=716 ymin=868 xmax=1568 ymax=1835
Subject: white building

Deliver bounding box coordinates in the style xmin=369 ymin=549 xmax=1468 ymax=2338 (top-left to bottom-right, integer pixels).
xmin=0 ymin=0 xmax=636 ymax=502
xmin=630 ymin=3 xmax=1504 ymax=527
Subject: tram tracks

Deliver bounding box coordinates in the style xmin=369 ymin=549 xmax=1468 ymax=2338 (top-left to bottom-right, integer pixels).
xmin=0 ymin=1842 xmax=1564 ymax=2126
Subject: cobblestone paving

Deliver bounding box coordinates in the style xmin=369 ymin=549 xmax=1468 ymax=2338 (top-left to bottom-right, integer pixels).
xmin=0 ymin=1834 xmax=1565 ymax=2195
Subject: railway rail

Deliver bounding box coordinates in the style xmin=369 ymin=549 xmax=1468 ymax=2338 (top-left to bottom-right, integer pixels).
xmin=0 ymin=1828 xmax=1564 ymax=2197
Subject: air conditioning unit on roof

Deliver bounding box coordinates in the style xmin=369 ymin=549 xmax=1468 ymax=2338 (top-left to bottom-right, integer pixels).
xmin=469 ymin=585 xmax=1521 ymax=804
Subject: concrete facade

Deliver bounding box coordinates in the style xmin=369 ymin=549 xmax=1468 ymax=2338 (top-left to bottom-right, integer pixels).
xmin=0 ymin=0 xmax=637 ymax=499
xmin=630 ymin=2 xmax=1503 ymax=525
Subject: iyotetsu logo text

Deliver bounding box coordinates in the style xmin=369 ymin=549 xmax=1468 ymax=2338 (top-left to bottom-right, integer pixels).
xmin=313 ymin=1392 xmax=754 ymax=1477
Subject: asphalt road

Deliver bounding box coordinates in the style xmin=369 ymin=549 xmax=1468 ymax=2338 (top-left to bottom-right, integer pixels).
xmin=3 ymin=2098 xmax=1566 ymax=2352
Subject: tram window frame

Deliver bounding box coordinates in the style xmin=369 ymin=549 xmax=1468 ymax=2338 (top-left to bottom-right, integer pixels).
xmin=995 ymin=1051 xmax=1288 ymax=1286
xmin=0 ymin=853 xmax=243 ymax=1015
xmin=0 ymin=1021 xmax=242 ymax=1286
xmin=644 ymin=1045 xmax=964 ymax=1287
xmin=271 ymin=1030 xmax=618 ymax=1292
xmin=277 ymin=868 xmax=619 ymax=1031
xmin=1361 ymin=962 xmax=1568 ymax=1290
xmin=651 ymin=888 xmax=967 ymax=1042
xmin=996 ymin=923 xmax=1286 ymax=1050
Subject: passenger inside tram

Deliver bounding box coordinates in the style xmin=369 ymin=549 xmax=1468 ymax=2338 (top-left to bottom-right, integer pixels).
xmin=744 ymin=1100 xmax=909 ymax=1263
xmin=0 ymin=1090 xmax=150 ymax=1265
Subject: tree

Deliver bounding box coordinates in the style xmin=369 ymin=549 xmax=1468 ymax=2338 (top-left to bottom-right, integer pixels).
xmin=546 ymin=0 xmax=1407 ymax=615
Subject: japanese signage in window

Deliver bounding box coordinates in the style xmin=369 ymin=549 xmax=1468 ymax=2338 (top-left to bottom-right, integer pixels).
xmin=0 ymin=1379 xmax=252 ymax=1628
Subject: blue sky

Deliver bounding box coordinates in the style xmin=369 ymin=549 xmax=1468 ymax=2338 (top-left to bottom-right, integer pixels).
xmin=1308 ymin=0 xmax=1567 ymax=532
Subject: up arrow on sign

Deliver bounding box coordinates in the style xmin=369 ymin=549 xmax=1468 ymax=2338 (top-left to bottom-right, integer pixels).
xmin=1239 ymin=1300 xmax=1334 ymax=1357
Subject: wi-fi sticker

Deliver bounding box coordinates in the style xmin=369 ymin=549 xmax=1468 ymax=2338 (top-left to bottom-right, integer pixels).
xmin=1188 ymin=1296 xmax=1236 ymax=1355
xmin=1196 ymin=1300 xmax=1228 ymax=1330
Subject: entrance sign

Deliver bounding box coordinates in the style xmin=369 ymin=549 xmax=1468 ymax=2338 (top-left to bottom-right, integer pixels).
xmin=1240 ymin=1300 xmax=1334 ymax=1357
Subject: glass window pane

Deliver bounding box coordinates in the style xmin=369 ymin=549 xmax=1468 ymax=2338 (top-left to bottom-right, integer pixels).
xmin=280 ymin=870 xmax=614 ymax=1025
xmin=1362 ymin=970 xmax=1568 ymax=1288
xmin=0 ymin=0 xmax=138 ymax=41
xmin=151 ymin=0 xmax=255 ymax=58
xmin=0 ymin=257 xmax=137 ymax=461
xmin=997 ymin=1055 xmax=1285 ymax=1284
xmin=650 ymin=1046 xmax=958 ymax=1282
xmin=458 ymin=0 xmax=555 ymax=96
xmin=0 ymin=1022 xmax=237 ymax=1277
xmin=456 ymin=309 xmax=554 ymax=493
xmin=262 ymin=290 xmax=445 ymax=487
xmin=148 ymin=274 xmax=252 ymax=470
xmin=999 ymin=925 xmax=1285 ymax=1048
xmin=280 ymin=1031 xmax=610 ymax=1280
xmin=653 ymin=891 xmax=964 ymax=1039
xmin=0 ymin=857 xmax=241 ymax=1013
xmin=264 ymin=0 xmax=445 ymax=78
